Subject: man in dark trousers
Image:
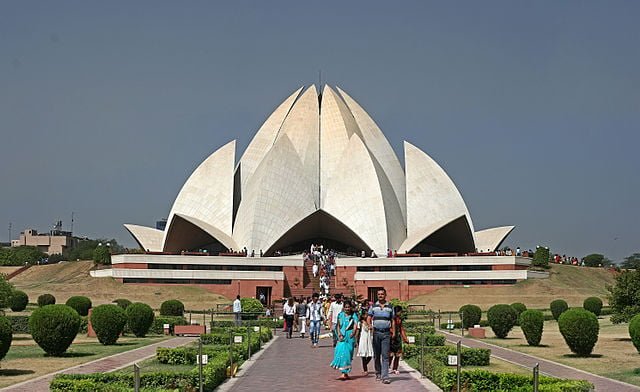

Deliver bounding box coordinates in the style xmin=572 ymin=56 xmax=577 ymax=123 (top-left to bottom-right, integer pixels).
xmin=367 ymin=288 xmax=395 ymax=384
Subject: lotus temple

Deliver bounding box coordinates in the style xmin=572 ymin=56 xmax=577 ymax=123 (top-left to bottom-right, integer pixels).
xmin=94 ymin=85 xmax=538 ymax=301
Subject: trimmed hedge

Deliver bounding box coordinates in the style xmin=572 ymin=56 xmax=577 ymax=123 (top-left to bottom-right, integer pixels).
xmin=65 ymin=296 xmax=92 ymax=316
xmin=459 ymin=304 xmax=482 ymax=329
xmin=558 ymin=308 xmax=599 ymax=356
xmin=113 ymin=298 xmax=132 ymax=309
xmin=157 ymin=346 xmax=242 ymax=365
xmin=427 ymin=346 xmax=491 ymax=366
xmin=126 ymin=302 xmax=154 ymax=337
xmin=629 ymin=314 xmax=640 ymax=353
xmin=439 ymin=369 xmax=592 ymax=392
xmin=519 ymin=309 xmax=544 ymax=346
xmin=90 ymin=304 xmax=127 ymax=345
xmin=160 ymin=300 xmax=184 ymax=317
xmin=148 ymin=316 xmax=188 ymax=335
xmin=440 ymin=320 xmax=489 ymax=330
xmin=510 ymin=302 xmax=527 ymax=325
xmin=403 ymin=334 xmax=447 ymax=359
xmin=583 ymin=297 xmax=603 ymax=317
xmin=0 ymin=316 xmax=12 ymax=361
xmin=550 ymin=299 xmax=568 ymax=321
xmin=9 ymin=290 xmax=29 ymax=312
xmin=37 ymin=293 xmax=56 ymax=307
xmin=6 ymin=315 xmax=29 ymax=334
xmin=210 ymin=318 xmax=283 ymax=329
xmin=29 ymin=304 xmax=80 ymax=356
xmin=487 ymin=304 xmax=518 ymax=338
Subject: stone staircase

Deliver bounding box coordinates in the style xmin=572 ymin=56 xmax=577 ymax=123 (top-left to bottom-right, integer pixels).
xmin=288 ymin=259 xmax=336 ymax=299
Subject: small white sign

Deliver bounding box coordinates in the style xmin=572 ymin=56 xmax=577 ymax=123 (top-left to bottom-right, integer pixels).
xmin=234 ymin=335 xmax=243 ymax=343
xmin=163 ymin=324 xmax=170 ymax=329
xmin=253 ymin=326 xmax=260 ymax=332
xmin=197 ymin=354 xmax=208 ymax=364
xmin=447 ymin=355 xmax=458 ymax=366
xmin=407 ymin=336 xmax=416 ymax=344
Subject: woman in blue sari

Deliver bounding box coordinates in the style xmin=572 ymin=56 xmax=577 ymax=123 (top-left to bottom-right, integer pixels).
xmin=329 ymin=300 xmax=359 ymax=380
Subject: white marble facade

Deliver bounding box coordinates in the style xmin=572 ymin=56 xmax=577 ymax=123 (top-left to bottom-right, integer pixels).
xmin=125 ymin=85 xmax=514 ymax=256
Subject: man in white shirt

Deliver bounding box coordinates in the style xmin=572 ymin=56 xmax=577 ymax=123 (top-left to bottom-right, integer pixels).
xmin=306 ymin=292 xmax=324 ymax=347
xmin=327 ymin=294 xmax=344 ymax=347
xmin=233 ymin=295 xmax=242 ymax=326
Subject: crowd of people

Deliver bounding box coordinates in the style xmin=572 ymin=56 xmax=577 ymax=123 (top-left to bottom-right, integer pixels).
xmin=280 ymin=289 xmax=407 ymax=384
xmin=304 ymin=244 xmax=337 ymax=297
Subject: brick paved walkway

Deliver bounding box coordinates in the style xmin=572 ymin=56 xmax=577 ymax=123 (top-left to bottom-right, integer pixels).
xmin=440 ymin=330 xmax=640 ymax=392
xmin=1 ymin=336 xmax=195 ymax=392
xmin=220 ymin=329 xmax=436 ymax=392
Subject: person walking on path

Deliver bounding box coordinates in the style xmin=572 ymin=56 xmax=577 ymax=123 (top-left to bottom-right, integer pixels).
xmin=328 ymin=294 xmax=344 ymax=347
xmin=312 ymin=261 xmax=318 ymax=278
xmin=356 ymin=299 xmax=374 ymax=375
xmin=367 ymin=288 xmax=394 ymax=384
xmin=283 ymin=297 xmax=296 ymax=339
xmin=389 ymin=305 xmax=409 ymax=375
xmin=233 ymin=295 xmax=242 ymax=326
xmin=297 ymin=297 xmax=308 ymax=338
xmin=329 ymin=300 xmax=359 ymax=380
xmin=307 ymin=292 xmax=324 ymax=347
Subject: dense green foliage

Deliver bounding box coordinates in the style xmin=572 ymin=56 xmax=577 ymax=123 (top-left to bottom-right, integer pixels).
xmin=582 ymin=253 xmax=612 ymax=267
xmin=608 ymin=269 xmax=640 ymax=323
xmin=126 ymin=302 xmax=155 ymax=337
xmin=487 ymin=304 xmax=517 ymax=338
xmin=160 ymin=300 xmax=184 ymax=317
xmin=459 ymin=304 xmax=482 ymax=329
xmin=37 ymin=293 xmax=56 ymax=307
xmin=0 ymin=316 xmax=12 ymax=361
xmin=550 ymin=299 xmax=569 ymax=321
xmin=510 ymin=302 xmax=527 ymax=325
xmin=0 ymin=246 xmax=46 ymax=266
xmin=0 ymin=275 xmax=14 ymax=309
xmin=65 ymin=296 xmax=92 ymax=316
xmin=90 ymin=304 xmax=127 ymax=345
xmin=558 ymin=308 xmax=599 ymax=356
xmin=29 ymin=304 xmax=80 ymax=356
xmin=519 ymin=309 xmax=544 ymax=346
xmin=113 ymin=298 xmax=132 ymax=309
xmin=622 ymin=253 xmax=640 ymax=270
xmin=240 ymin=297 xmax=264 ymax=313
xmin=629 ymin=314 xmax=640 ymax=353
xmin=9 ymin=290 xmax=28 ymax=311
xmin=532 ymin=246 xmax=550 ymax=268
xmin=63 ymin=238 xmax=124 ymax=262
xmin=438 ymin=369 xmax=593 ymax=392
xmin=583 ymin=297 xmax=603 ymax=316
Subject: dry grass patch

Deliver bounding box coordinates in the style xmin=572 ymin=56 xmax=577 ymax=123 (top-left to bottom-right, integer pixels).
xmin=411 ymin=264 xmax=615 ymax=310
xmin=11 ymin=261 xmax=230 ymax=310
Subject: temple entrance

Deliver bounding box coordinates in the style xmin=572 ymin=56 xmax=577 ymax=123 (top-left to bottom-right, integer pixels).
xmin=256 ymin=286 xmax=271 ymax=307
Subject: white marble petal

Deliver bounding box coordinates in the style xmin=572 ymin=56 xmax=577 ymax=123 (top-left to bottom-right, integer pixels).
xmin=162 ymin=140 xmax=236 ymax=249
xmin=474 ymin=226 xmax=515 ymax=252
xmin=123 ymin=224 xmax=163 ymax=252
xmin=232 ymin=134 xmax=317 ymax=253
xmin=238 ymin=87 xmax=303 ymax=191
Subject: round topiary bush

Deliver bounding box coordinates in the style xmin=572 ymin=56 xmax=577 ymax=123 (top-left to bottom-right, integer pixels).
xmin=558 ymin=308 xmax=599 ymax=356
xmin=9 ymin=290 xmax=29 ymax=312
xmin=160 ymin=300 xmax=184 ymax=317
xmin=510 ymin=302 xmax=527 ymax=324
xmin=113 ymin=298 xmax=132 ymax=310
xmin=583 ymin=297 xmax=603 ymax=317
xmin=90 ymin=304 xmax=127 ymax=345
xmin=37 ymin=293 xmax=56 ymax=307
xmin=0 ymin=316 xmax=12 ymax=361
xmin=240 ymin=297 xmax=264 ymax=320
xmin=550 ymin=299 xmax=569 ymax=321
xmin=459 ymin=304 xmax=482 ymax=329
xmin=65 ymin=296 xmax=92 ymax=316
xmin=487 ymin=304 xmax=518 ymax=338
xmin=126 ymin=302 xmax=155 ymax=337
xmin=519 ymin=309 xmax=544 ymax=346
xmin=29 ymin=304 xmax=80 ymax=356
xmin=629 ymin=314 xmax=640 ymax=353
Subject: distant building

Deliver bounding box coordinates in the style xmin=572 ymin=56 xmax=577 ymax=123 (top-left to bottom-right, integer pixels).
xmin=11 ymin=224 xmax=76 ymax=255
xmin=155 ymin=218 xmax=167 ymax=231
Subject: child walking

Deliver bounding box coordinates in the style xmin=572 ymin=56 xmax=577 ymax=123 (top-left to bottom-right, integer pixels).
xmin=389 ymin=305 xmax=409 ymax=374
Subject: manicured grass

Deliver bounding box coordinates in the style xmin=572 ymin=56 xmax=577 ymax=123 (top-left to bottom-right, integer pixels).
xmin=411 ymin=264 xmax=614 ymax=311
xmin=0 ymin=335 xmax=168 ymax=388
xmin=469 ymin=316 xmax=640 ymax=386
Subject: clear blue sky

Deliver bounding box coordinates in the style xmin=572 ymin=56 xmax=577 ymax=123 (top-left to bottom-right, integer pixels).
xmin=1 ymin=1 xmax=638 ymax=262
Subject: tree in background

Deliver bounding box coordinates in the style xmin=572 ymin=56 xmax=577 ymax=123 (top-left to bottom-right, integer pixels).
xmin=532 ymin=246 xmax=550 ymax=268
xmin=0 ymin=276 xmax=14 ymax=310
xmin=0 ymin=246 xmax=46 ymax=266
xmin=64 ymin=238 xmax=123 ymax=262
xmin=608 ymin=269 xmax=640 ymax=323
xmin=582 ymin=253 xmax=612 ymax=267
xmin=622 ymin=253 xmax=640 ymax=270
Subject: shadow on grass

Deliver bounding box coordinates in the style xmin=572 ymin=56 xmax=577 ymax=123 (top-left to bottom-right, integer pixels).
xmin=46 ymin=352 xmax=96 ymax=358
xmin=0 ymin=369 xmax=36 ymax=376
xmin=517 ymin=344 xmax=550 ymax=348
xmin=614 ymin=338 xmax=632 ymax=342
xmin=562 ymin=353 xmax=604 ymax=358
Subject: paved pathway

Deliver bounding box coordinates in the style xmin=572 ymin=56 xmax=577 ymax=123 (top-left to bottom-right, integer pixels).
xmin=1 ymin=336 xmax=196 ymax=392
xmin=440 ymin=330 xmax=640 ymax=392
xmin=219 ymin=329 xmax=437 ymax=392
